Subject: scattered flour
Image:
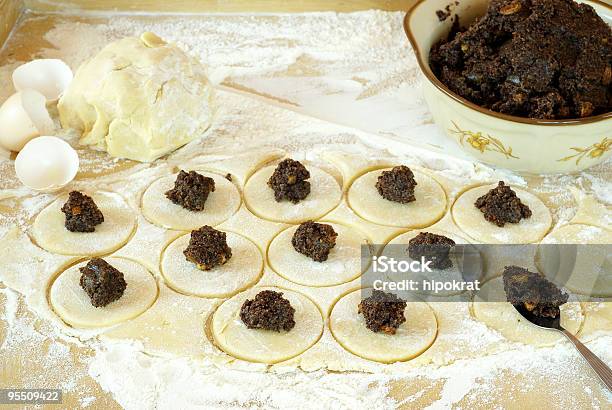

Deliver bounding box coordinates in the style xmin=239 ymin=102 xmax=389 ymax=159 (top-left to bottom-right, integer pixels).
xmin=0 ymin=9 xmax=610 ymax=410
xmin=86 ymin=335 xmax=612 ymax=410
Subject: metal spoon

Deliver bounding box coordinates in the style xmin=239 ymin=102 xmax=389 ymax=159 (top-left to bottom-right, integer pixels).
xmin=513 ymin=304 xmax=612 ymax=391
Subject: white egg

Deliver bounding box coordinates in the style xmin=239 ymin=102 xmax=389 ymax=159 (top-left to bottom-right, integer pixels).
xmin=15 ymin=136 xmax=79 ymax=192
xmin=12 ymin=59 xmax=73 ymax=101
xmin=0 ymin=90 xmax=54 ymax=152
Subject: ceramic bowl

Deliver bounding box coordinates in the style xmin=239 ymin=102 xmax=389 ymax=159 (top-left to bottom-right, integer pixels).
xmin=404 ymin=0 xmax=612 ymax=174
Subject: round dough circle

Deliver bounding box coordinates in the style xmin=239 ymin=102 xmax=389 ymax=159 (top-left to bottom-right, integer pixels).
xmin=32 ymin=191 xmax=136 ymax=256
xmin=243 ymin=164 xmax=341 ymax=224
xmin=452 ymin=184 xmax=552 ymax=244
xmin=472 ymin=276 xmax=583 ymax=346
xmin=330 ymin=288 xmax=437 ymax=363
xmin=268 ymin=223 xmax=369 ymax=287
xmin=212 ymin=287 xmax=323 ymax=364
xmin=347 ymin=168 xmax=447 ymax=228
xmin=537 ymin=224 xmax=612 ymax=296
xmin=50 ymin=257 xmax=158 ymax=328
xmin=384 ymin=230 xmax=482 ymax=296
xmin=580 ymin=302 xmax=612 ymax=341
xmin=161 ymin=231 xmax=262 ymax=298
xmin=142 ymin=172 xmax=241 ymax=231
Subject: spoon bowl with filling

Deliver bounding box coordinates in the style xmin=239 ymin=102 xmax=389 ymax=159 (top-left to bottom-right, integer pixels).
xmin=511 ymin=303 xmax=612 ymax=390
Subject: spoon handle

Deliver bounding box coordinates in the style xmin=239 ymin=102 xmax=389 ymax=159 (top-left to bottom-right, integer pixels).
xmin=561 ymin=328 xmax=612 ymax=391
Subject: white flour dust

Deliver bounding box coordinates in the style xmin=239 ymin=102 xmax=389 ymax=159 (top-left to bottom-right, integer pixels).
xmin=0 ymin=9 xmax=611 ymax=410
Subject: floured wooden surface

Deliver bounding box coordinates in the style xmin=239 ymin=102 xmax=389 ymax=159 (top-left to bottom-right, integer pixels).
xmin=0 ymin=11 xmax=611 ymax=409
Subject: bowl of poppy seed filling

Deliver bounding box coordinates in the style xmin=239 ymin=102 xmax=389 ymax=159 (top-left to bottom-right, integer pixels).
xmin=404 ymin=0 xmax=612 ymax=174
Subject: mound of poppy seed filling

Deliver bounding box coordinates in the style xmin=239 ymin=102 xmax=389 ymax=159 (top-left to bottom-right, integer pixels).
xmin=475 ymin=181 xmax=532 ymax=227
xmin=375 ymin=166 xmax=417 ymax=203
xmin=502 ymin=265 xmax=568 ymax=318
xmin=408 ymin=232 xmax=456 ymax=270
xmin=240 ymin=290 xmax=296 ymax=332
xmin=79 ymin=258 xmax=127 ymax=307
xmin=358 ymin=290 xmax=407 ymax=335
xmin=429 ymin=0 xmax=612 ymax=119
xmin=165 ymin=170 xmax=216 ymax=212
xmin=183 ymin=226 xmax=232 ymax=271
xmin=267 ymin=159 xmax=311 ymax=203
xmin=61 ymin=191 xmax=104 ymax=233
xmin=291 ymin=221 xmax=338 ymax=262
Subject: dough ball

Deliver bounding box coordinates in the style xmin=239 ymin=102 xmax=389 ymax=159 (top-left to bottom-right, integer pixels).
xmin=212 ymin=287 xmax=323 ymax=364
xmin=472 ymin=276 xmax=583 ymax=346
xmin=330 ymin=289 xmax=437 ymax=363
xmin=50 ymin=257 xmax=158 ymax=328
xmin=452 ymin=184 xmax=551 ymax=243
xmin=58 ymin=32 xmax=214 ymax=162
xmin=347 ymin=168 xmax=446 ymax=228
xmin=32 ymin=191 xmax=136 ymax=256
xmin=161 ymin=232 xmax=262 ymax=298
xmin=384 ymin=230 xmax=483 ymax=296
xmin=142 ymin=172 xmax=241 ymax=231
xmin=244 ymin=165 xmax=341 ymax=224
xmin=537 ymin=224 xmax=612 ymax=296
xmin=268 ymin=222 xmax=370 ymax=287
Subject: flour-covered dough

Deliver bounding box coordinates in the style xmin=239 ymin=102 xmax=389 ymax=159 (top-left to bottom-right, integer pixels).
xmin=537 ymin=224 xmax=612 ymax=296
xmin=212 ymin=287 xmax=323 ymax=364
xmin=50 ymin=257 xmax=157 ymax=328
xmin=347 ymin=168 xmax=446 ymax=228
xmin=452 ymin=184 xmax=551 ymax=244
xmin=142 ymin=172 xmax=241 ymax=231
xmin=244 ymin=164 xmax=341 ymax=224
xmin=161 ymin=232 xmax=262 ymax=298
xmin=384 ymin=230 xmax=482 ymax=296
xmin=32 ymin=191 xmax=136 ymax=256
xmin=579 ymin=302 xmax=612 ymax=342
xmin=330 ymin=289 xmax=437 ymax=363
xmin=58 ymin=32 xmax=214 ymax=162
xmin=268 ymin=223 xmax=369 ymax=287
xmin=472 ymin=276 xmax=583 ymax=346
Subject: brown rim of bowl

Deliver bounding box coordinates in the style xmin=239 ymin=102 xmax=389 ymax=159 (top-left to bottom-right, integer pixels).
xmin=404 ymin=0 xmax=612 ymax=126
